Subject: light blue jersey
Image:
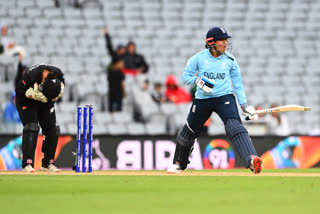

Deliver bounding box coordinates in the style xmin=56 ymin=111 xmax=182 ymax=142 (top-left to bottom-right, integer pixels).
xmin=182 ymin=49 xmax=247 ymax=106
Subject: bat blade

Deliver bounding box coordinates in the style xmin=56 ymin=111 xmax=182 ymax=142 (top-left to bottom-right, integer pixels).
xmin=254 ymin=105 xmax=311 ymax=115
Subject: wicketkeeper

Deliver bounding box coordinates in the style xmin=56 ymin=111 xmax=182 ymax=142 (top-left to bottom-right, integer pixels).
xmin=15 ymin=64 xmax=65 ymax=172
xmin=167 ymin=27 xmax=263 ymax=174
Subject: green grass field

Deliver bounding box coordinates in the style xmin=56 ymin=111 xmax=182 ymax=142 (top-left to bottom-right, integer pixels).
xmin=1 ymin=169 xmax=320 ymax=214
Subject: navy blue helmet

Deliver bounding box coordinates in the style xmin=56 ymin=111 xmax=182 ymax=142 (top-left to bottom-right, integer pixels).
xmin=206 ymin=27 xmax=231 ymax=49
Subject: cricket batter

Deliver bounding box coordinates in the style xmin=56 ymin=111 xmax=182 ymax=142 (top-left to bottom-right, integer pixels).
xmin=167 ymin=27 xmax=263 ymax=174
xmin=15 ymin=64 xmax=65 ymax=172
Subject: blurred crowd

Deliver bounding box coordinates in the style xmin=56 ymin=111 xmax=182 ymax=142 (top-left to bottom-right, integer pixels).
xmin=103 ymin=27 xmax=192 ymax=113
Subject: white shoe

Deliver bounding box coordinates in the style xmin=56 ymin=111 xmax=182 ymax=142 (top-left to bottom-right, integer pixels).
xmin=167 ymin=163 xmax=183 ymax=174
xmin=23 ymin=164 xmax=35 ymax=173
xmin=41 ymin=164 xmax=60 ymax=172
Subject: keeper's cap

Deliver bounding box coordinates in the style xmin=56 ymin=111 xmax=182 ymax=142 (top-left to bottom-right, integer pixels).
xmin=42 ymin=78 xmax=62 ymax=100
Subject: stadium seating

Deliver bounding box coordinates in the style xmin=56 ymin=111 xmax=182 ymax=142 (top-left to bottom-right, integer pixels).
xmin=0 ymin=0 xmax=319 ymax=135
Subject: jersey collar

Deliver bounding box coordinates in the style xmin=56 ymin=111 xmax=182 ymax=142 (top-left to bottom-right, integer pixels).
xmin=206 ymin=49 xmax=224 ymax=60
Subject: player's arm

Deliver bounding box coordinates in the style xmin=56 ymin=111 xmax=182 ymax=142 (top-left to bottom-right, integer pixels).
xmin=121 ymin=72 xmax=126 ymax=97
xmin=182 ymin=55 xmax=198 ymax=85
xmin=137 ymin=54 xmax=149 ymax=73
xmin=182 ymin=55 xmax=215 ymax=92
xmin=230 ymin=59 xmax=246 ymax=106
xmin=230 ymin=60 xmax=257 ymax=120
xmin=104 ymin=28 xmax=115 ymax=57
xmin=15 ymin=66 xmax=38 ymax=97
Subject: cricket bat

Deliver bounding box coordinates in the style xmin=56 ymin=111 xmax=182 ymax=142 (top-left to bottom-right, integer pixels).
xmin=254 ymin=105 xmax=311 ymax=115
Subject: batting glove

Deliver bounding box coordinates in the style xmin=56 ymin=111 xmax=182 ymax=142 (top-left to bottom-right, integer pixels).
xmin=196 ymin=76 xmax=215 ymax=93
xmin=242 ymin=105 xmax=258 ymax=121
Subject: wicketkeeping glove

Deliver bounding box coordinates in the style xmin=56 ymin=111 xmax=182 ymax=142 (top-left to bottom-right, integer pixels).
xmin=25 ymin=83 xmax=48 ymax=103
xmin=52 ymin=82 xmax=64 ymax=102
xmin=242 ymin=105 xmax=258 ymax=121
xmin=196 ymin=76 xmax=215 ymax=93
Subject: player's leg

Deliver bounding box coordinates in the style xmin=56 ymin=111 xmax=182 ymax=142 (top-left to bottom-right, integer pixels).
xmin=15 ymin=97 xmax=39 ymax=172
xmin=116 ymin=97 xmax=123 ymax=111
xmin=21 ymin=123 xmax=40 ymax=172
xmin=168 ymin=99 xmax=212 ymax=173
xmin=225 ymin=118 xmax=262 ymax=173
xmin=108 ymin=96 xmax=113 ymax=112
xmin=168 ymin=124 xmax=196 ymax=173
xmin=216 ymin=94 xmax=262 ymax=174
xmin=38 ymin=103 xmax=60 ymax=172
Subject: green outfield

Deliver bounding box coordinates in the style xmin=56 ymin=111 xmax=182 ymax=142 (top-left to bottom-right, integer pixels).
xmin=1 ymin=169 xmax=320 ymax=214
